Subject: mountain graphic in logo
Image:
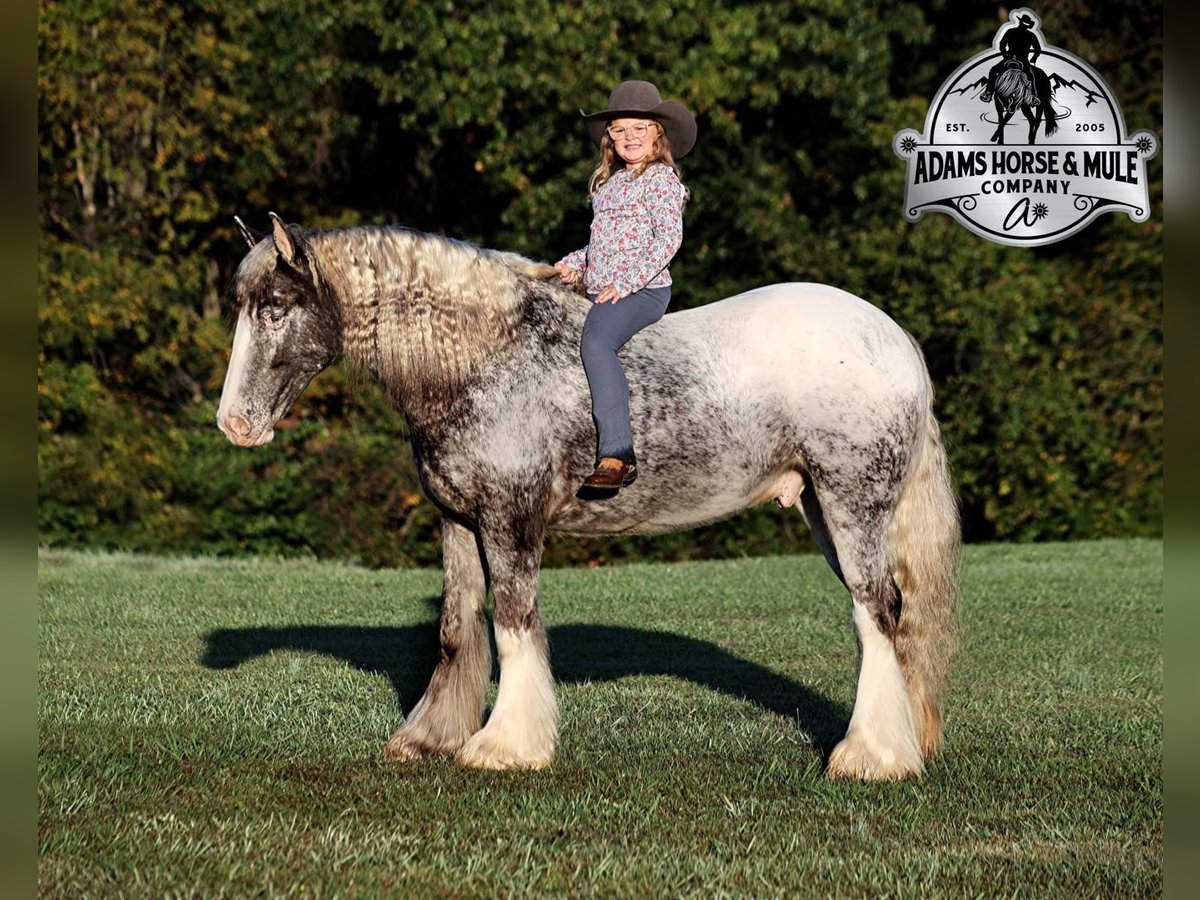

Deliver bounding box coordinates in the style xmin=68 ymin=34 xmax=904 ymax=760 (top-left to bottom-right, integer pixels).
xmin=893 ymin=8 xmax=1158 ymax=246
xmin=1046 ymin=73 xmax=1105 ymax=108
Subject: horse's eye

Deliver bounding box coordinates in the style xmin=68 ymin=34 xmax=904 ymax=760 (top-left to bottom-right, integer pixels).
xmin=263 ymin=306 xmax=287 ymax=330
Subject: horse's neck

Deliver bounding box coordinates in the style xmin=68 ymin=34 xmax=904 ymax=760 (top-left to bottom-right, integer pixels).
xmin=307 ymin=230 xmax=391 ymax=372
xmin=311 ymin=228 xmax=530 ymax=421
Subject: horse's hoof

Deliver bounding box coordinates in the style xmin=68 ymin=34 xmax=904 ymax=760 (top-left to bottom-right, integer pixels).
xmin=456 ymin=751 xmax=551 ymax=771
xmin=383 ymin=734 xmax=430 ymax=761
xmin=826 ymin=733 xmax=923 ymax=782
xmin=383 ymin=724 xmax=465 ymax=761
xmin=455 ymin=730 xmax=554 ymax=771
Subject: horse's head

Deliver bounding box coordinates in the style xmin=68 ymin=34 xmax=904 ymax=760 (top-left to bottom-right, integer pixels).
xmin=216 ymin=214 xmax=342 ymax=447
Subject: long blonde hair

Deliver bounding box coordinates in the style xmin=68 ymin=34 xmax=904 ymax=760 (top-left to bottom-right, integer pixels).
xmin=587 ymin=122 xmax=687 ymax=200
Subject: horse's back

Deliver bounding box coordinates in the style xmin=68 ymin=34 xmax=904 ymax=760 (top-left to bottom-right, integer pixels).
xmin=542 ymin=283 xmax=932 ymax=536
xmin=654 ymin=283 xmax=928 ymax=406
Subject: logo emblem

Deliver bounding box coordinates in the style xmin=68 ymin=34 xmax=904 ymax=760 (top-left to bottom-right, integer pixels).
xmin=893 ymin=8 xmax=1158 ymax=246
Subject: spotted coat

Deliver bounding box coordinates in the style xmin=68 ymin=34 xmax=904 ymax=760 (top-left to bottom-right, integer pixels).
xmin=218 ymin=220 xmax=960 ymax=780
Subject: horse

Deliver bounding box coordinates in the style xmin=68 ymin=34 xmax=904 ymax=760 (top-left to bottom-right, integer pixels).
xmin=216 ymin=213 xmax=961 ymax=781
xmin=987 ymin=60 xmax=1059 ymax=145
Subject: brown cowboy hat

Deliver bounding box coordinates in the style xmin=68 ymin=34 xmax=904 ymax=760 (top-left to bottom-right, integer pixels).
xmin=582 ymin=80 xmax=697 ymax=158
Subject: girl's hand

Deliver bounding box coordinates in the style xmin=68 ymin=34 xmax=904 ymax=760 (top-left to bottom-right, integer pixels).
xmin=595 ymin=285 xmax=621 ymax=304
xmin=555 ymin=262 xmax=581 ymax=284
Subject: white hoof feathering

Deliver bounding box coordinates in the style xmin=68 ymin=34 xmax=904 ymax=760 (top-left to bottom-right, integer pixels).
xmin=456 ymin=626 xmax=558 ymax=771
xmin=828 ymin=603 xmax=924 ymax=781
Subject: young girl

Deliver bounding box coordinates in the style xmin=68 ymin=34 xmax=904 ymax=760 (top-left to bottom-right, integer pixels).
xmin=554 ymin=80 xmax=696 ymax=495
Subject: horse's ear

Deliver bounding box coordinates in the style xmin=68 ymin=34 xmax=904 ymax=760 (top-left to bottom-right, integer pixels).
xmin=234 ymin=215 xmax=263 ymax=249
xmin=268 ymin=211 xmax=304 ymax=270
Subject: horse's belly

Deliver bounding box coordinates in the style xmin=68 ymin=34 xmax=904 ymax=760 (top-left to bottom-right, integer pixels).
xmin=548 ymin=478 xmax=773 ymax=536
xmin=547 ymin=416 xmax=804 ymax=537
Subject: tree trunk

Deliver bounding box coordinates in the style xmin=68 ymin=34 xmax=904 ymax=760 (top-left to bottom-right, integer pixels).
xmin=203 ymin=258 xmax=222 ymax=320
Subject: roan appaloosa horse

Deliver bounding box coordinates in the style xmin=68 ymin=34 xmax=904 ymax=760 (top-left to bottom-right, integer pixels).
xmin=217 ymin=213 xmax=960 ymax=780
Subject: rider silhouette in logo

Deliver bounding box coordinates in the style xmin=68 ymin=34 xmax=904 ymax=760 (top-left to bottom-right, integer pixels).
xmin=980 ymin=12 xmax=1058 ymax=144
xmin=981 ymin=14 xmax=1042 ymax=112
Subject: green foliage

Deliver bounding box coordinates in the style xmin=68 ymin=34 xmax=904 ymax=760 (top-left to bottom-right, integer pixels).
xmin=37 ymin=0 xmax=1162 ymax=564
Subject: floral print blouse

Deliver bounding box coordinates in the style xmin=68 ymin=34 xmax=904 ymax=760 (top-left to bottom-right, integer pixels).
xmin=556 ymin=163 xmax=686 ymax=298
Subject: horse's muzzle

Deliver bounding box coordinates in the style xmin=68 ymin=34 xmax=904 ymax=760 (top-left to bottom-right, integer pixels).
xmin=218 ymin=413 xmax=275 ymax=447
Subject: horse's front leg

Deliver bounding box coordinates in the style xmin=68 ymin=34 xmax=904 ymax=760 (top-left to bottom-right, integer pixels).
xmin=385 ymin=517 xmax=491 ymax=760
xmin=456 ymin=517 xmax=558 ymax=770
xmin=989 ymin=105 xmax=1008 ymax=144
xmin=1025 ymin=105 xmax=1041 ymax=144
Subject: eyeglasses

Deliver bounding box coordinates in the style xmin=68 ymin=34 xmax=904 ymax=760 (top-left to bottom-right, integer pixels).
xmin=606 ymin=122 xmax=657 ymax=139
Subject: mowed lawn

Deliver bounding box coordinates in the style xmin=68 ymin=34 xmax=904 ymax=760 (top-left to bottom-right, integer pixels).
xmin=39 ymin=540 xmax=1161 ymax=897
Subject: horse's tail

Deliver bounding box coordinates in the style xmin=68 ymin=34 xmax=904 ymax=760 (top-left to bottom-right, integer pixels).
xmin=1040 ymin=77 xmax=1059 ymax=136
xmin=1043 ymin=106 xmax=1059 ymax=136
xmin=886 ymin=337 xmax=961 ymax=761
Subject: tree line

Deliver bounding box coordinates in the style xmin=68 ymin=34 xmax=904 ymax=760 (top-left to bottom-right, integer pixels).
xmin=38 ymin=0 xmax=1162 ymax=566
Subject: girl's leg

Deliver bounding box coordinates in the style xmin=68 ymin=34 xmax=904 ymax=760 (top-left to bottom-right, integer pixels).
xmin=579 ymin=287 xmax=670 ymax=462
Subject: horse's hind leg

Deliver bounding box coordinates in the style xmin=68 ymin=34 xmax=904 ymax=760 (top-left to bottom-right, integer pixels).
xmin=816 ymin=497 xmax=923 ymax=781
xmin=456 ymin=516 xmax=558 ymax=770
xmin=798 ymin=482 xmax=843 ymax=586
xmin=385 ymin=517 xmax=491 ymax=760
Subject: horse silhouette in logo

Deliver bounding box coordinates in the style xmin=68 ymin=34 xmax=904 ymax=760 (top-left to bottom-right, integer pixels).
xmin=980 ymin=13 xmax=1058 ymax=145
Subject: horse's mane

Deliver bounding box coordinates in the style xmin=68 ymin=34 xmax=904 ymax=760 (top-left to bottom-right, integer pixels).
xmin=227 ymin=224 xmax=580 ymax=414
xmin=995 ymin=65 xmax=1037 ymax=107
xmin=307 ymin=226 xmax=576 ymax=413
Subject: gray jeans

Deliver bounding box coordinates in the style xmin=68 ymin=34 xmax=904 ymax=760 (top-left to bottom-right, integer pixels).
xmin=580 ymin=285 xmax=671 ymax=463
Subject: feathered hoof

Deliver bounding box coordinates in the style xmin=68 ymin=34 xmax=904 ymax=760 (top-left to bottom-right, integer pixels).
xmin=826 ymin=732 xmax=924 ymax=782
xmin=455 ymin=729 xmax=554 ymax=771
xmin=383 ymin=725 xmax=464 ymax=762
xmin=383 ymin=733 xmax=430 ymax=762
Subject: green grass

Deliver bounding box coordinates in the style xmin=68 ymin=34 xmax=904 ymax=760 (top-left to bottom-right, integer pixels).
xmin=39 ymin=540 xmax=1162 ymax=897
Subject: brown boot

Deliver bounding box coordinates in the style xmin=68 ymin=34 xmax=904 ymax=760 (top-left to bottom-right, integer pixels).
xmin=580 ymin=457 xmax=638 ymax=491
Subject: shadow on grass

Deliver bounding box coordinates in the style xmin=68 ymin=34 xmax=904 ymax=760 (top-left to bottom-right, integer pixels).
xmin=202 ymin=602 xmax=849 ymax=752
